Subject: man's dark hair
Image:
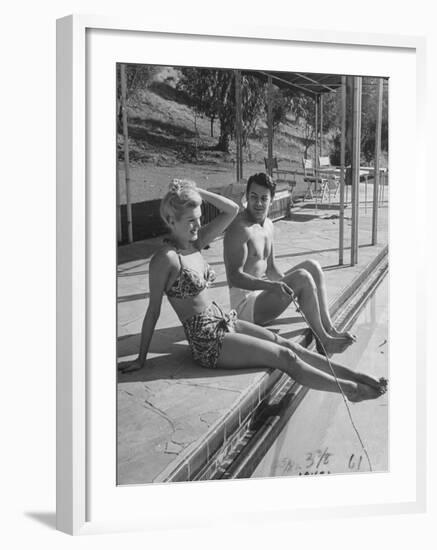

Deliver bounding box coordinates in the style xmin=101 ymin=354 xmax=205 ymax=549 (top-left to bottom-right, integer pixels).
xmin=246 ymin=172 xmax=276 ymax=199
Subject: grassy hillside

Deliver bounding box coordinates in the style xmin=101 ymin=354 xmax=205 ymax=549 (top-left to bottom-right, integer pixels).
xmin=117 ymin=67 xmax=334 ymax=203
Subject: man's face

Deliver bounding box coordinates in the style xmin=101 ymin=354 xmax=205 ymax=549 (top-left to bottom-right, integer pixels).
xmin=246 ymin=182 xmax=272 ymax=223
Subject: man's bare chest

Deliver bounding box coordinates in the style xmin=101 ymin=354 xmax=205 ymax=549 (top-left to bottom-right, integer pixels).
xmin=246 ymin=227 xmax=272 ymax=261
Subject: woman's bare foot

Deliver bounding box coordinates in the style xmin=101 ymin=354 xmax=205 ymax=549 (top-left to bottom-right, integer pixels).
xmin=347 ymin=382 xmax=383 ymax=403
xmin=354 ymin=372 xmax=382 ymax=390
xmin=379 ymin=377 xmax=388 ymax=394
xmin=354 ymin=373 xmax=388 ymax=395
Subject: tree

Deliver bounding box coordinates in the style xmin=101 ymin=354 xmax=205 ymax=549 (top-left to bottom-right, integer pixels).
xmin=330 ymin=78 xmax=389 ymax=166
xmin=264 ymin=86 xmax=295 ymax=130
xmin=360 ymin=78 xmax=389 ymax=163
xmin=291 ymin=92 xmax=339 ymax=159
xmin=177 ymin=68 xmax=266 ymax=152
xmin=116 ymin=64 xmax=159 ymax=131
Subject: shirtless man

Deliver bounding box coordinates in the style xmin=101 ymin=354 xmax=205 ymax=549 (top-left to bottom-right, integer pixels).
xmin=223 ymin=172 xmax=354 ymax=354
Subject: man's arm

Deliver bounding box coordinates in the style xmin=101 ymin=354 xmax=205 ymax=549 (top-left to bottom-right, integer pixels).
xmin=224 ymin=221 xmax=276 ymax=292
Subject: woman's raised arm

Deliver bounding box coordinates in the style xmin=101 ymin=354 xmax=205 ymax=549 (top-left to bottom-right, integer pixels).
xmin=197 ymin=188 xmax=239 ymax=248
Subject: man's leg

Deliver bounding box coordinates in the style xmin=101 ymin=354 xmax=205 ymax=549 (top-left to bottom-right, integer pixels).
xmin=253 ymin=268 xmax=350 ymax=354
xmin=284 ymin=259 xmax=355 ymax=340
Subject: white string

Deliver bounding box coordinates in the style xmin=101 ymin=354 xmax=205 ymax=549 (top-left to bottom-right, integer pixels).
xmin=291 ymin=295 xmax=374 ymax=472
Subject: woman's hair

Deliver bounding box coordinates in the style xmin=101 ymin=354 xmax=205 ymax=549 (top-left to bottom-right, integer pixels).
xmin=160 ymin=179 xmax=202 ymax=227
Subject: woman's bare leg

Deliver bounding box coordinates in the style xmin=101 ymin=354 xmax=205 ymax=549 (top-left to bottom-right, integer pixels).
xmin=234 ymin=320 xmax=381 ymax=390
xmin=286 ymin=342 xmax=382 ymax=390
xmin=216 ymin=331 xmax=381 ymax=402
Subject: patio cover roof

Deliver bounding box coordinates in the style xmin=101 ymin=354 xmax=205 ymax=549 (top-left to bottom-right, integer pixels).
xmin=243 ymin=70 xmax=388 ymax=96
xmin=242 ymin=70 xmax=344 ymax=96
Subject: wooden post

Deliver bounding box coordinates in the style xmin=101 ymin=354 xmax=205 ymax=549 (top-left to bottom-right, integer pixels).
xmin=235 ymin=70 xmax=242 ymax=182
xmin=339 ymin=77 xmax=346 ymax=265
xmin=267 ymin=75 xmax=274 ymax=177
xmin=372 ymin=78 xmax=383 ymax=245
xmin=120 ymin=63 xmax=133 ymax=243
xmin=350 ymin=77 xmax=362 ymax=265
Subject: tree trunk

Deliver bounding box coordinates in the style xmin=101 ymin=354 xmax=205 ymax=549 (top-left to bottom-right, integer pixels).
xmin=117 ymin=100 xmax=123 ymax=133
xmin=210 ymin=117 xmax=214 ymax=137
xmin=217 ymin=131 xmax=230 ymax=152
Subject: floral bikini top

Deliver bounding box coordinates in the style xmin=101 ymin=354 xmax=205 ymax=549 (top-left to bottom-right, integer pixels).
xmin=166 ymin=251 xmax=216 ymax=299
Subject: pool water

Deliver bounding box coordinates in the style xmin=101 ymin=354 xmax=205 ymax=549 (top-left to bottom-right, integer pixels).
xmin=252 ymin=275 xmax=389 ymax=478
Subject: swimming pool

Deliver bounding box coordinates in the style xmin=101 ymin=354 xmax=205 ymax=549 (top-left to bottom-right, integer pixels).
xmin=252 ymin=275 xmax=389 ymax=478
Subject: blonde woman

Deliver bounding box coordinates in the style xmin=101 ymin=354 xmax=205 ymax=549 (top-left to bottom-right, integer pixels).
xmin=120 ymin=180 xmax=385 ymax=403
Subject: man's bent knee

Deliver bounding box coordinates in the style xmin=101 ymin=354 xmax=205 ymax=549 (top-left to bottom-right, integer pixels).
xmin=298 ymin=259 xmax=323 ymax=283
xmin=292 ymin=269 xmax=316 ymax=292
xmin=304 ymin=259 xmax=322 ymax=273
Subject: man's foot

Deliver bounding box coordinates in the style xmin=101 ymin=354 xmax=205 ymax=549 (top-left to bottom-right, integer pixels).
xmin=316 ymin=335 xmax=353 ymax=355
xmin=329 ymin=327 xmax=357 ymax=342
xmin=347 ymin=382 xmax=384 ymax=403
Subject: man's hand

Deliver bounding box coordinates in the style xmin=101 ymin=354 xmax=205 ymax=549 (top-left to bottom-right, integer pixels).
xmin=118 ymin=358 xmax=143 ymax=373
xmin=269 ymin=280 xmax=295 ymax=299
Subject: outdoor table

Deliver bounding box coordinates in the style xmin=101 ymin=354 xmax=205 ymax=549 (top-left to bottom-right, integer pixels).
xmin=316 ymin=166 xmax=387 ymax=208
xmin=359 ymin=167 xmax=388 ymax=206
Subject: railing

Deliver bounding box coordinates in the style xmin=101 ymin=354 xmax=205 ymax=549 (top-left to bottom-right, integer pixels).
xmin=202 ymin=191 xmax=291 ymax=226
xmin=119 ymin=188 xmax=292 ymax=244
xmin=201 ymin=202 xmax=221 ymax=225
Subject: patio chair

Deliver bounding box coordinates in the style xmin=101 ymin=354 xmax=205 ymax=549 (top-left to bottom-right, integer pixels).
xmin=264 ymin=157 xmax=297 ymax=201
xmin=264 ymin=157 xmax=296 ymax=181
xmin=302 ymin=158 xmax=329 ymax=202
xmin=319 ymin=156 xmax=340 ymax=202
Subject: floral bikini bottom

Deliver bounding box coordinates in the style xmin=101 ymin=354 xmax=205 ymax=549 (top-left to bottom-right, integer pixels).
xmin=182 ymin=302 xmax=237 ymax=369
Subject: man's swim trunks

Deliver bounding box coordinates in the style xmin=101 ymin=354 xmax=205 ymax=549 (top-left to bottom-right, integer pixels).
xmin=229 ymin=287 xmax=262 ymax=323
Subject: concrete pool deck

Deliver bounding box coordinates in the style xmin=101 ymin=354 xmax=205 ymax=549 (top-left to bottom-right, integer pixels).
xmin=117 ymin=202 xmax=388 ymax=485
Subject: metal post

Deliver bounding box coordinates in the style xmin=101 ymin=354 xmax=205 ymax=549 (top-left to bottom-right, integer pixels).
xmin=372 ymin=78 xmax=383 ymax=245
xmin=351 ymin=77 xmax=362 ymax=265
xmin=314 ymin=95 xmax=319 ymax=207
xmin=365 ymin=175 xmax=368 ymax=215
xmin=239 ymin=137 xmax=243 ymax=180
xmin=239 ymin=78 xmax=244 ymax=181
xmin=116 ymin=164 xmax=122 ymax=243
xmin=234 ymin=70 xmax=242 ymax=182
xmin=320 ymin=94 xmax=324 ymax=156
xmin=339 ymin=77 xmax=346 ymax=265
xmin=120 ymin=63 xmax=133 ymax=243
xmin=267 ymin=75 xmax=274 ymax=177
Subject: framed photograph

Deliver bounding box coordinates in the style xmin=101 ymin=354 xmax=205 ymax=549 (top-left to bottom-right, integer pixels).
xmin=57 ymin=15 xmax=427 ymax=535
